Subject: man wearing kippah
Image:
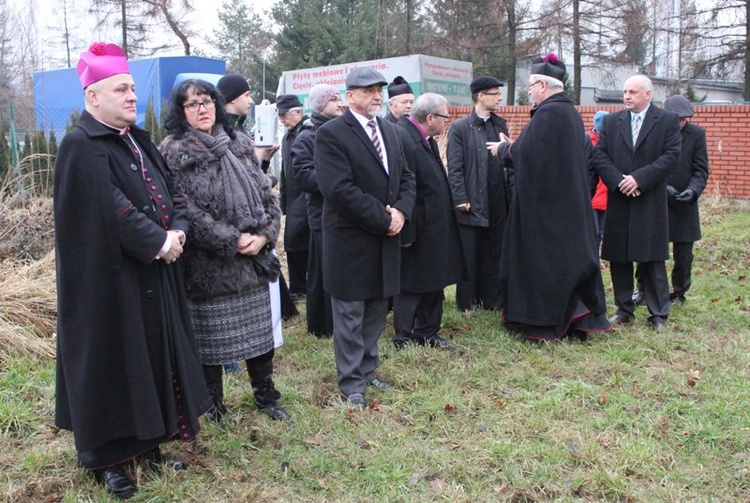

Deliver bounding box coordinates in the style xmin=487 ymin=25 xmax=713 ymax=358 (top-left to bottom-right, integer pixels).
xmin=447 ymin=75 xmax=511 ymax=313
xmin=291 ymin=83 xmax=345 ymax=338
xmin=54 ymin=43 xmax=210 ymax=499
xmin=315 ymin=67 xmax=415 ymax=407
xmin=384 ymin=76 xmax=415 ymax=123
xmin=493 ymin=53 xmax=611 ymax=340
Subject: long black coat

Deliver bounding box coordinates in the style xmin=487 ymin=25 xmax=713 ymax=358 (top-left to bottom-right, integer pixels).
xmin=315 ymin=109 xmax=416 ymax=301
xmin=280 ymin=117 xmax=312 ymax=251
xmin=54 ymin=111 xmax=209 ymax=456
xmin=667 ymin=122 xmax=709 ymax=243
xmin=593 ymin=104 xmax=681 ymax=262
xmin=500 ymin=92 xmax=607 ymax=326
xmin=292 ymin=113 xmax=330 ymax=231
xmin=447 ymin=110 xmax=510 ymax=227
xmin=396 ymin=118 xmax=466 ymax=293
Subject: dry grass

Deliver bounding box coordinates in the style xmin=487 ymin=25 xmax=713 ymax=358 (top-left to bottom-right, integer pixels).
xmin=0 ymin=252 xmax=56 ymax=362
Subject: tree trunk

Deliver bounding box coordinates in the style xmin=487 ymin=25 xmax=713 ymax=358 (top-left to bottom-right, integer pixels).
xmin=573 ymin=0 xmax=581 ymax=104
xmin=506 ymin=0 xmax=517 ymax=106
xmin=120 ymin=0 xmax=128 ymax=57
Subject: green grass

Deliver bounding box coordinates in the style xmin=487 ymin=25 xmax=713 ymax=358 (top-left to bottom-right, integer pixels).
xmin=1 ymin=199 xmax=749 ymax=502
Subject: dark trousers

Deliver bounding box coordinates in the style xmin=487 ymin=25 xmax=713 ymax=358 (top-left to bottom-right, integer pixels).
xmin=306 ymin=230 xmax=333 ymax=337
xmin=456 ymin=225 xmax=502 ymax=311
xmin=331 ymin=296 xmax=388 ymax=397
xmin=286 ymin=249 xmax=309 ymax=295
xmin=393 ymin=290 xmax=444 ymax=342
xmin=612 ymin=261 xmax=670 ymax=322
xmin=671 ymin=242 xmax=694 ymax=299
xmin=593 ymin=210 xmax=606 ymax=246
xmin=202 ymin=349 xmax=275 ymax=398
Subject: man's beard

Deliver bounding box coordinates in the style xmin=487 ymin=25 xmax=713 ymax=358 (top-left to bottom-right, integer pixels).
xmin=367 ymin=103 xmax=383 ymax=116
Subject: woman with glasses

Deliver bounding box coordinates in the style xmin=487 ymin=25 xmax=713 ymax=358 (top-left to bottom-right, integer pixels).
xmin=160 ymin=79 xmax=290 ymax=423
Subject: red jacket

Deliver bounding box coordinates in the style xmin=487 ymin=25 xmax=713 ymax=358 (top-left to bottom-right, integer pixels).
xmin=588 ymin=130 xmax=607 ymax=211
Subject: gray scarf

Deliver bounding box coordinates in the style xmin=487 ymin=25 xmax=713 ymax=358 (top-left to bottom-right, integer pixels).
xmin=192 ymin=124 xmax=268 ymax=232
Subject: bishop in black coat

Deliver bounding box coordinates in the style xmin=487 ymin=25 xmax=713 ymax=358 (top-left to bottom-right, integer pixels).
xmin=497 ymin=76 xmax=610 ymax=340
xmin=55 ymin=111 xmax=211 ymax=470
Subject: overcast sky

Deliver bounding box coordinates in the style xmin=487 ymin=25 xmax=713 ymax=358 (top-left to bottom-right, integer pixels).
xmin=24 ymin=0 xmax=278 ymax=70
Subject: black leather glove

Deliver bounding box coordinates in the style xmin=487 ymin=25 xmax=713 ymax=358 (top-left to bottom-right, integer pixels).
xmin=666 ymin=185 xmax=679 ymax=203
xmin=675 ymin=188 xmax=696 ymax=203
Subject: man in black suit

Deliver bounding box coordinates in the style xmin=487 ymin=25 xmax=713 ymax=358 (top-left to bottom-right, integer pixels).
xmin=662 ymin=95 xmax=709 ymax=305
xmin=315 ymin=68 xmax=415 ymax=407
xmin=277 ymin=94 xmax=311 ymax=299
xmin=593 ymin=75 xmax=681 ymax=332
xmin=392 ymin=93 xmax=465 ymax=349
xmin=447 ymin=76 xmax=511 ymax=313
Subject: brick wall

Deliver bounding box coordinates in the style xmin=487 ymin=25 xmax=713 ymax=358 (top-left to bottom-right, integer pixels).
xmin=446 ymin=104 xmax=750 ymax=200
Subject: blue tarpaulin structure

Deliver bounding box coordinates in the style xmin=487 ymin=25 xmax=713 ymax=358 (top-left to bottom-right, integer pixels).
xmin=34 ymin=56 xmax=226 ymax=136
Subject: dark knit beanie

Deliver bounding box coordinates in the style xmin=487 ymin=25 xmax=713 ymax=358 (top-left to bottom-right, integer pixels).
xmin=217 ymin=74 xmax=250 ymax=103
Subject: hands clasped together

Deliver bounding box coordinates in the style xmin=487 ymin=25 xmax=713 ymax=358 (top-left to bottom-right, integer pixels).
xmin=163 ymin=230 xmax=185 ymax=264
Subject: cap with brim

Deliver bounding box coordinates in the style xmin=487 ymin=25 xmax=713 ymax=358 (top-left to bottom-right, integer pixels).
xmin=530 ymin=53 xmax=566 ymax=81
xmin=663 ymin=95 xmax=694 ymax=118
xmin=276 ymin=94 xmax=303 ymax=114
xmin=470 ymin=76 xmax=504 ymax=94
xmin=346 ymin=67 xmax=388 ymax=89
xmin=77 ymin=42 xmax=130 ymax=89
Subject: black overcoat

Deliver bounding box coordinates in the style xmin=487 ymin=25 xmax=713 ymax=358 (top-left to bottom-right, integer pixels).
xmin=667 ymin=122 xmax=709 ymax=242
xmin=54 ymin=111 xmax=209 ymax=456
xmin=446 ymin=111 xmax=510 ymax=227
xmin=500 ymin=92 xmax=607 ymax=326
xmin=396 ymin=118 xmax=466 ymax=293
xmin=280 ymin=117 xmax=312 ymax=251
xmin=315 ymin=109 xmax=416 ymax=301
xmin=593 ymin=104 xmax=681 ymax=262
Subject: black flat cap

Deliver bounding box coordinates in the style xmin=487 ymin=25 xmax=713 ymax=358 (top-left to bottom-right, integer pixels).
xmin=530 ymin=53 xmax=566 ymax=81
xmin=346 ymin=67 xmax=388 ymax=89
xmin=276 ymin=94 xmax=303 ymax=114
xmin=470 ymin=76 xmax=505 ymax=94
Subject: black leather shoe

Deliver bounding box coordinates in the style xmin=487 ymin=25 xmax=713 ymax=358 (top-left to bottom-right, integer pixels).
xmin=346 ymin=393 xmax=366 ymax=408
xmin=670 ymin=295 xmax=686 ymax=306
xmin=94 ymin=466 xmax=137 ymax=500
xmin=608 ymin=313 xmax=633 ymax=326
xmin=650 ymin=318 xmax=666 ymax=333
xmin=140 ymin=447 xmax=188 ymax=473
xmin=369 ymin=378 xmax=395 ymax=391
xmin=424 ymin=335 xmax=453 ymax=348
xmin=256 ymin=402 xmax=290 ymax=421
xmin=393 ymin=337 xmax=412 ymax=349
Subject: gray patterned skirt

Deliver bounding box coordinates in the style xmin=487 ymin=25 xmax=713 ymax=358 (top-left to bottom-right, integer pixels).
xmin=188 ymin=284 xmax=273 ymax=365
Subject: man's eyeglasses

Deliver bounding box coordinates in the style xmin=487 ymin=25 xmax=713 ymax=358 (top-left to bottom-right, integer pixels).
xmin=184 ymin=99 xmax=215 ymax=112
xmin=431 ymin=113 xmax=450 ymax=119
xmin=481 ymin=91 xmax=502 ymax=96
xmin=529 ymin=80 xmax=544 ymax=89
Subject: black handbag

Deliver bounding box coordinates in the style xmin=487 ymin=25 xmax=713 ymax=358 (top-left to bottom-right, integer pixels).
xmin=251 ymin=243 xmax=281 ymax=280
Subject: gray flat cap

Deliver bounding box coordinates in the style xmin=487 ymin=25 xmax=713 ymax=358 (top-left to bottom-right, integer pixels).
xmin=346 ymin=67 xmax=388 ymax=89
xmin=663 ymin=94 xmax=694 ymax=118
